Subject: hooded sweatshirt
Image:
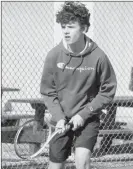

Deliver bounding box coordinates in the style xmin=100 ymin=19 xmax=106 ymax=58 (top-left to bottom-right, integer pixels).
xmin=40 ymin=36 xmax=117 ymax=122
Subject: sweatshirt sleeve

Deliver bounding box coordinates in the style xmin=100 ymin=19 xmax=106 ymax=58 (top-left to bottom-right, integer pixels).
xmin=78 ymin=55 xmax=117 ymax=121
xmin=40 ymin=51 xmax=66 ymax=122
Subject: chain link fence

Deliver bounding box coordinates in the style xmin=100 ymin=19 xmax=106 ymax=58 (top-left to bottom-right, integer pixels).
xmin=1 ymin=1 xmax=133 ymax=169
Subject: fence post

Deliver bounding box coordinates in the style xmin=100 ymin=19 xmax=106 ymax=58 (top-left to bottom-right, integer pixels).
xmin=129 ymin=67 xmax=133 ymax=91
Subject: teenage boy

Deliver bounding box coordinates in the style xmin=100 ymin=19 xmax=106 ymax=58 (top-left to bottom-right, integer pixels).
xmin=40 ymin=2 xmax=117 ymax=169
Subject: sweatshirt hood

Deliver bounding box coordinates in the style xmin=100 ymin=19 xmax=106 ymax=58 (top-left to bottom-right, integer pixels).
xmin=58 ymin=35 xmax=98 ymax=73
xmin=59 ymin=35 xmax=98 ymax=57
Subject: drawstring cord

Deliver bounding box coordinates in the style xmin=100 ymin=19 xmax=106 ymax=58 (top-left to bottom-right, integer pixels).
xmin=72 ymin=55 xmax=84 ymax=74
xmin=63 ymin=54 xmax=84 ymax=74
xmin=50 ymin=54 xmax=85 ymax=107
xmin=57 ymin=54 xmax=84 ymax=92
xmin=62 ymin=54 xmax=72 ymax=72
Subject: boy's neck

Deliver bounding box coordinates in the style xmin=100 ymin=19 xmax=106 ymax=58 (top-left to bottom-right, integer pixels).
xmin=67 ymin=34 xmax=86 ymax=54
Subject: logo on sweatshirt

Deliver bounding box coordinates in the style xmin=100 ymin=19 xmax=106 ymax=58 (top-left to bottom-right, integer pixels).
xmin=57 ymin=62 xmax=95 ymax=73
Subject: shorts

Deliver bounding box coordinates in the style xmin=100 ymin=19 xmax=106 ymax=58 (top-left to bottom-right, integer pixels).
xmin=49 ymin=115 xmax=100 ymax=163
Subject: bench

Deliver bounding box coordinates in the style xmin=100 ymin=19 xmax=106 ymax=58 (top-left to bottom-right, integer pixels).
xmin=2 ymin=111 xmax=34 ymax=120
xmin=2 ymin=97 xmax=133 ymax=152
xmin=1 ymin=111 xmax=35 ymax=143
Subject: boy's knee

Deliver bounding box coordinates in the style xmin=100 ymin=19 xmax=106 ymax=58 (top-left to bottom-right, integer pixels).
xmin=75 ymin=147 xmax=91 ymax=169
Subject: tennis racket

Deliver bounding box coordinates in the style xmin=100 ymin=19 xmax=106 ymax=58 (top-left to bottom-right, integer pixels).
xmin=14 ymin=113 xmax=73 ymax=160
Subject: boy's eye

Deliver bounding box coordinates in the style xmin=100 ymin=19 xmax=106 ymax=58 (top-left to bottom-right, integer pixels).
xmin=68 ymin=26 xmax=74 ymax=28
xmin=61 ymin=25 xmax=75 ymax=29
xmin=61 ymin=25 xmax=65 ymax=29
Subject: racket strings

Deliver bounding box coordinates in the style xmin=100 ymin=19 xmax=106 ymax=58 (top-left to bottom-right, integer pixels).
xmin=14 ymin=119 xmax=51 ymax=159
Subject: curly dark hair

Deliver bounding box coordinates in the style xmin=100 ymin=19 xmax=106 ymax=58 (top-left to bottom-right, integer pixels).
xmin=56 ymin=1 xmax=90 ymax=32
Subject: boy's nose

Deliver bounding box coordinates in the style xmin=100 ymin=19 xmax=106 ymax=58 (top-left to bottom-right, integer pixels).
xmin=65 ymin=32 xmax=69 ymax=35
xmin=64 ymin=28 xmax=70 ymax=34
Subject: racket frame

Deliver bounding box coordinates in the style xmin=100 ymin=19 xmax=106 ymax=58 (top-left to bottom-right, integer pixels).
xmin=14 ymin=118 xmax=52 ymax=160
xmin=14 ymin=114 xmax=73 ymax=160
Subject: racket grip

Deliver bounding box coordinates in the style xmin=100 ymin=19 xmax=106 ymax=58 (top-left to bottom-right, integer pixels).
xmin=68 ymin=122 xmax=73 ymax=129
xmin=64 ymin=116 xmax=73 ymax=129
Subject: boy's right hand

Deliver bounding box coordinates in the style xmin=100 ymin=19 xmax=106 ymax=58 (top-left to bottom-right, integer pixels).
xmin=56 ymin=119 xmax=70 ymax=134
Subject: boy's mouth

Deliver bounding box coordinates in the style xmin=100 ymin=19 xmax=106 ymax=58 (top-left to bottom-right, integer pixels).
xmin=65 ymin=36 xmax=70 ymax=40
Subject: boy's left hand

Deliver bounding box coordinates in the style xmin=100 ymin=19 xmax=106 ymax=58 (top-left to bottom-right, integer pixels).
xmin=69 ymin=114 xmax=85 ymax=131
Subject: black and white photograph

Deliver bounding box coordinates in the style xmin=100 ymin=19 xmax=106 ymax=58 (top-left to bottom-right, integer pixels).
xmin=1 ymin=1 xmax=133 ymax=169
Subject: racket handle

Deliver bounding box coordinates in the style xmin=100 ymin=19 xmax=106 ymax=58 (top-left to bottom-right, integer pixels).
xmin=68 ymin=122 xmax=73 ymax=129
xmin=64 ymin=116 xmax=73 ymax=129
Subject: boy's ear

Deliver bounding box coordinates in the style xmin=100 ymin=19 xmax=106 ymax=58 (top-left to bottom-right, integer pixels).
xmin=82 ymin=25 xmax=87 ymax=33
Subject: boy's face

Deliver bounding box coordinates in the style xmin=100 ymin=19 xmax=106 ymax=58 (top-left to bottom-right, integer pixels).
xmin=61 ymin=21 xmax=84 ymax=45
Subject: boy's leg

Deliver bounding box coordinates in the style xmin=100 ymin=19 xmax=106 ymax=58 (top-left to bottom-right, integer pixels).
xmin=74 ymin=116 xmax=100 ymax=169
xmin=48 ymin=161 xmax=65 ymax=169
xmin=48 ymin=130 xmax=74 ymax=169
xmin=75 ymin=147 xmax=91 ymax=169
